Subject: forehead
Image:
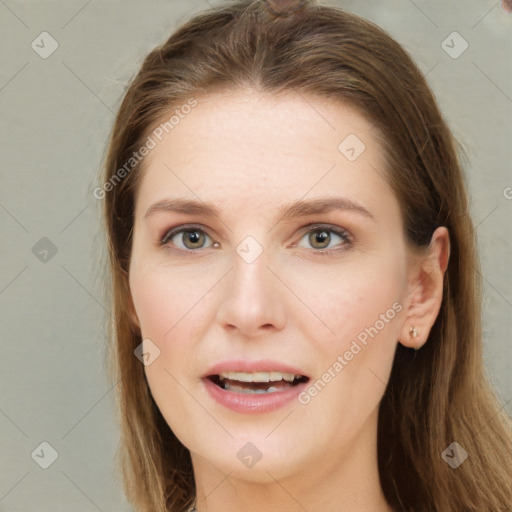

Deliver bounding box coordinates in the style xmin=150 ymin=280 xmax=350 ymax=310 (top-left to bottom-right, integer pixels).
xmin=134 ymin=89 xmax=395 ymax=221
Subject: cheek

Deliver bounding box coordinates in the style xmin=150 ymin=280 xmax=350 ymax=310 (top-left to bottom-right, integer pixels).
xmin=287 ymin=255 xmax=405 ymax=438
xmin=284 ymin=249 xmax=407 ymax=351
xmin=131 ymin=274 xmax=173 ymax=341
xmin=129 ymin=262 xmax=222 ymax=364
xmin=129 ymin=265 xmax=217 ymax=440
xmin=131 ymin=262 xmax=199 ymax=336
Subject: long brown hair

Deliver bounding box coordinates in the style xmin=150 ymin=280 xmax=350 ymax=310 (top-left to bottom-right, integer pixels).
xmin=99 ymin=1 xmax=512 ymax=510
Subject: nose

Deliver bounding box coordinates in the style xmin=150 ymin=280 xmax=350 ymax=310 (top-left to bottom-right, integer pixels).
xmin=216 ymin=248 xmax=287 ymax=338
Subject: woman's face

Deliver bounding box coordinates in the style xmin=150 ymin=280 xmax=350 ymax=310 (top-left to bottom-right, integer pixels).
xmin=129 ymin=90 xmax=417 ymax=482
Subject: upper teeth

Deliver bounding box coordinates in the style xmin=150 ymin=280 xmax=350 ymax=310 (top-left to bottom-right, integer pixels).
xmin=219 ymin=371 xmax=300 ymax=383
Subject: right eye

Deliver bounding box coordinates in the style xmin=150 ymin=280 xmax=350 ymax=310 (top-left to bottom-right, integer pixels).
xmin=160 ymin=225 xmax=219 ymax=253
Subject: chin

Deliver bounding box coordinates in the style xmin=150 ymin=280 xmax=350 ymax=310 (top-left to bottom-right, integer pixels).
xmin=190 ymin=433 xmax=313 ymax=483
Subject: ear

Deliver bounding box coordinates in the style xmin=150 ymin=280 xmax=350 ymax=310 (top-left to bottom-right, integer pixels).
xmin=399 ymin=226 xmax=450 ymax=349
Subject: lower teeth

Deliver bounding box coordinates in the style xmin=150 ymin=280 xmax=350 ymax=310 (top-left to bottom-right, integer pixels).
xmin=224 ymin=382 xmax=281 ymax=394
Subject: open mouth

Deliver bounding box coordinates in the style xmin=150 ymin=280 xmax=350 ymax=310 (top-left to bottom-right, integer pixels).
xmin=207 ymin=371 xmax=309 ymax=394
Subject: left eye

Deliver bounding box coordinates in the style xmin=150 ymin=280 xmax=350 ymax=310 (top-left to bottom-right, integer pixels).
xmin=296 ymin=226 xmax=351 ymax=251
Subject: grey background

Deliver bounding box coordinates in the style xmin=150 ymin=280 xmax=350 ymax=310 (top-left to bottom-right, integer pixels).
xmin=0 ymin=0 xmax=510 ymax=510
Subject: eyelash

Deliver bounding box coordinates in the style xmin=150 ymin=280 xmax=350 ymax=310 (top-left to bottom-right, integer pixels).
xmin=160 ymin=223 xmax=353 ymax=256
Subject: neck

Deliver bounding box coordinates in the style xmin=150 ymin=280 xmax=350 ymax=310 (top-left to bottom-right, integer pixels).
xmin=190 ymin=409 xmax=393 ymax=512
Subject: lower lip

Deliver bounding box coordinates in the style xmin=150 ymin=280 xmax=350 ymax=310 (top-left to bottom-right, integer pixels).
xmin=202 ymin=377 xmax=309 ymax=414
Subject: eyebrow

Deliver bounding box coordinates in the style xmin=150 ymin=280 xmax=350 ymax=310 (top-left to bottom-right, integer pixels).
xmin=144 ymin=196 xmax=375 ymax=222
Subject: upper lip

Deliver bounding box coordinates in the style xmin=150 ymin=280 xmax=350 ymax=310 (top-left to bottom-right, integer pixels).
xmin=204 ymin=359 xmax=309 ymax=378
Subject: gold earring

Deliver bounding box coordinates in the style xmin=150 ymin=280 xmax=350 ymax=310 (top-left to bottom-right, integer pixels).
xmin=409 ymin=326 xmax=419 ymax=338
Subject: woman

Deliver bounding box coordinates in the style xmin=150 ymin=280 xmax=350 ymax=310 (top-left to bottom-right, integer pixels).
xmin=99 ymin=1 xmax=512 ymax=510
